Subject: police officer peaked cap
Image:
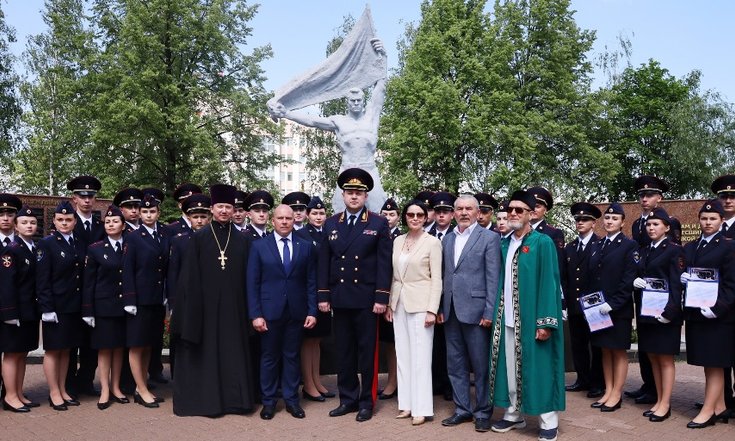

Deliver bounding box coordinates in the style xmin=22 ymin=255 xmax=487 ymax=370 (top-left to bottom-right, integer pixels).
xmin=526 ymin=186 xmax=554 ymax=210
xmin=430 ymin=192 xmax=457 ymax=210
xmin=509 ymin=190 xmax=536 ymax=210
xmin=234 ymin=190 xmax=249 ymax=209
xmin=496 ymin=200 xmax=509 ymax=213
xmin=173 ymin=183 xmax=203 ymax=201
xmin=0 ymin=194 xmax=23 ymax=212
xmin=381 ymin=198 xmax=399 ymax=212
xmin=699 ymin=199 xmax=725 ymax=217
xmin=647 ymin=207 xmax=671 ymax=226
xmin=710 ymin=175 xmax=735 ymax=196
xmin=570 ymin=202 xmax=601 ymax=220
xmin=142 ymin=188 xmax=165 ymax=204
xmin=209 ymin=184 xmax=237 ymax=206
xmin=414 ymin=190 xmax=435 ymax=207
xmin=245 ymin=190 xmax=274 ymax=210
xmin=282 ymin=191 xmax=310 ymax=208
xmin=105 ymin=204 xmax=124 ymax=220
xmin=142 ymin=194 xmax=160 ymax=208
xmin=635 ymin=175 xmax=669 ymax=195
xmin=55 ymin=200 xmax=74 ymax=215
xmin=16 ymin=205 xmax=35 ymax=218
xmin=113 ymin=188 xmax=144 ymax=207
xmin=307 ymin=196 xmax=325 ymax=211
xmin=604 ymin=202 xmax=625 ymax=218
xmin=474 ymin=192 xmax=499 ymax=210
xmin=67 ymin=175 xmax=101 ymax=196
xmin=338 ymin=168 xmax=373 ymax=192
xmin=183 ymin=194 xmax=211 ymax=214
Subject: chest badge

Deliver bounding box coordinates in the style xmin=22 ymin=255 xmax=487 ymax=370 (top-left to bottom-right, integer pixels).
xmin=103 ymin=254 xmax=108 ymax=260
xmin=329 ymin=230 xmax=338 ymax=241
xmin=60 ymin=251 xmax=66 ymax=258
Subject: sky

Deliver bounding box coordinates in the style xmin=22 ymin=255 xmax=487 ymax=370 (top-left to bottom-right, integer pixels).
xmin=3 ymin=0 xmax=735 ymax=102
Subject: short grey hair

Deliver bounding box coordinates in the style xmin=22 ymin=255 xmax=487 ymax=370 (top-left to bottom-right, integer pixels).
xmin=454 ymin=194 xmax=478 ymax=209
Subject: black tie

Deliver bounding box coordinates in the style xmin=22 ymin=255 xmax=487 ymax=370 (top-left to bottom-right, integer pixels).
xmin=84 ymin=220 xmax=91 ymax=232
xmin=577 ymin=241 xmax=583 ymax=253
xmin=152 ymin=230 xmax=160 ymax=243
xmin=723 ymin=223 xmax=729 ymax=234
xmin=115 ymin=241 xmax=122 ymax=254
xmin=348 ymin=214 xmax=356 ymax=228
xmin=2 ymin=237 xmax=10 ymax=247
xmin=437 ymin=232 xmax=443 ymax=241
xmin=68 ymin=237 xmax=74 ymax=247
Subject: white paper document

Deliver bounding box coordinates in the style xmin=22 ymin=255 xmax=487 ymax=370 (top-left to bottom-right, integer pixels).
xmin=579 ymin=291 xmax=614 ymax=332
xmin=685 ymin=267 xmax=718 ymax=308
xmin=640 ymin=277 xmax=668 ymax=317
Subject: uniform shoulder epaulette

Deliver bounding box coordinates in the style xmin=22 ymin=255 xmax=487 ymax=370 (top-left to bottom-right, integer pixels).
xmin=89 ymin=240 xmax=105 ymax=248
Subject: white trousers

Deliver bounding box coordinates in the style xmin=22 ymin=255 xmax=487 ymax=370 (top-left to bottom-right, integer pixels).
xmin=503 ymin=325 xmax=559 ymax=430
xmin=394 ymin=298 xmax=434 ymax=416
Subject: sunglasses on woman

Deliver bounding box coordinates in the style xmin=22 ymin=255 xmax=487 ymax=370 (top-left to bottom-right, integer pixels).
xmin=405 ymin=212 xmax=426 ymax=219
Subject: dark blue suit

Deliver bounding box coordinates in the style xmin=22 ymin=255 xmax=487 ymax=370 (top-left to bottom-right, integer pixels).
xmin=247 ymin=233 xmax=317 ymax=406
xmin=82 ymin=240 xmax=125 ymax=318
xmin=164 ymin=217 xmax=192 ymax=238
xmin=73 ymin=213 xmax=105 ymax=252
xmin=0 ymin=238 xmax=40 ymax=353
xmin=317 ymin=209 xmax=392 ymax=410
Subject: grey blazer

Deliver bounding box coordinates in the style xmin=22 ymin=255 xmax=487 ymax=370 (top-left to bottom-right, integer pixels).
xmin=441 ymin=224 xmax=501 ymax=324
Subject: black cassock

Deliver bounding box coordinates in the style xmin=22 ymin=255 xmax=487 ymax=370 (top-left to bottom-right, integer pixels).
xmin=171 ymin=221 xmax=255 ymax=416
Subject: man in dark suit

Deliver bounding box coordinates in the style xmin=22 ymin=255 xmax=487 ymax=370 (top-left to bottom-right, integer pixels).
xmin=438 ymin=195 xmax=500 ymax=432
xmin=318 ymin=168 xmax=392 ymax=422
xmin=248 ymin=204 xmax=317 ymax=420
xmin=164 ymin=183 xmax=203 ymax=237
xmin=113 ymin=188 xmax=144 ymax=234
xmin=562 ymin=202 xmax=604 ymax=398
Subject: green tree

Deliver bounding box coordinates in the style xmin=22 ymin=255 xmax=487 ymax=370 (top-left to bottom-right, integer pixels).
xmin=86 ymin=0 xmax=280 ymax=195
xmin=0 ymin=5 xmax=21 ymax=158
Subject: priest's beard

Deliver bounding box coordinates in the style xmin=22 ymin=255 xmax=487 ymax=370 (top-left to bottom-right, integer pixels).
xmin=509 ymin=220 xmax=525 ymax=231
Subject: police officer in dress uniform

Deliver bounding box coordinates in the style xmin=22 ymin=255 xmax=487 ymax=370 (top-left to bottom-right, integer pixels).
xmin=283 ymin=192 xmax=310 ymax=231
xmin=475 ymin=192 xmax=499 ymax=231
xmin=380 ymin=198 xmax=402 ymax=240
xmin=711 ymin=175 xmax=735 ymax=413
xmin=562 ymin=202 xmax=604 ymax=397
xmin=232 ymin=190 xmax=250 ymax=231
xmin=415 ymin=191 xmax=436 ymax=232
xmin=526 ymin=186 xmax=566 ymax=259
xmin=377 ymin=198 xmax=401 ymax=400
xmin=164 ymin=183 xmax=203 ymax=237
xmin=428 ymin=192 xmax=456 ymax=241
xmin=244 ymin=191 xmax=274 ymax=240
xmin=495 ymin=201 xmax=513 ymax=239
xmin=319 ymin=168 xmax=392 ymax=422
xmin=114 ymin=188 xmax=145 ymax=234
xmin=626 ymin=175 xmax=681 ymax=405
xmin=66 ymin=176 xmax=105 ymax=397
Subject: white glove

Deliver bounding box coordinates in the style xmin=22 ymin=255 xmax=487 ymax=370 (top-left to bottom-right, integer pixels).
xmin=680 ymin=272 xmax=692 ymax=285
xmin=82 ymin=316 xmax=96 ymax=328
xmin=700 ymin=307 xmax=717 ymax=319
xmin=598 ymin=302 xmax=613 ymax=315
xmin=4 ymin=319 xmax=20 ymax=327
xmin=163 ymin=297 xmax=168 ymax=306
xmin=124 ymin=306 xmax=137 ymax=316
xmin=655 ymin=315 xmax=671 ymax=324
xmin=42 ymin=312 xmax=59 ymax=323
xmin=633 ymin=277 xmax=647 ymax=289
xmin=561 ymin=309 xmax=568 ymax=321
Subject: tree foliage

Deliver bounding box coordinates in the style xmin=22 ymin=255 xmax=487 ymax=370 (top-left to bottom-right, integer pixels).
xmin=0 ymin=5 xmax=20 ymax=158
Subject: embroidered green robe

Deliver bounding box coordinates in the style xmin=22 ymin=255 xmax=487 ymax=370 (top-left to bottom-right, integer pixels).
xmin=488 ymin=229 xmax=565 ymax=415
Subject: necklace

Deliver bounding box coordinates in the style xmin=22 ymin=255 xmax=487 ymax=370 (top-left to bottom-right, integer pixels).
xmin=210 ymin=222 xmax=232 ymax=270
xmin=402 ymin=233 xmax=421 ymax=252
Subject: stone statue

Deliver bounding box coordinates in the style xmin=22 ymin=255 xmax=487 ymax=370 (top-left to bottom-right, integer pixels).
xmin=267 ymin=7 xmax=388 ymax=213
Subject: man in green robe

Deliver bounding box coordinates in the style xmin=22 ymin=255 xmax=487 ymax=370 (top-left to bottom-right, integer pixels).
xmin=489 ymin=190 xmax=565 ymax=441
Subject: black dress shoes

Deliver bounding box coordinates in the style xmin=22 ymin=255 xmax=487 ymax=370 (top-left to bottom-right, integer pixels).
xmin=320 ymin=390 xmax=336 ymax=398
xmin=474 ymin=417 xmax=491 ymax=432
xmin=600 ymin=400 xmax=622 ymax=412
xmin=111 ymin=395 xmax=130 ymax=404
xmin=23 ymin=401 xmax=40 ymax=408
xmin=586 ymin=388 xmax=605 ymax=398
xmin=302 ymin=390 xmax=326 ymax=402
xmin=635 ymin=393 xmax=658 ymax=405
xmin=565 ymin=382 xmax=589 ymax=392
xmin=356 ymin=408 xmax=373 ymax=422
xmin=441 ymin=413 xmax=473 ymax=426
xmin=77 ymin=384 xmax=100 ymax=397
xmin=642 ymin=410 xmax=654 ymax=417
xmin=590 ymin=401 xmax=604 ymax=408
xmin=3 ymin=400 xmax=31 ymax=413
xmin=286 ymin=404 xmax=306 ymax=419
xmin=63 ymin=398 xmax=81 ymax=406
xmin=329 ymin=404 xmax=358 ymax=417
xmin=687 ymin=414 xmax=717 ymax=428
xmin=260 ymin=405 xmax=276 ymax=420
xmin=694 ymin=401 xmax=704 ymax=409
xmin=48 ymin=397 xmax=68 ymax=411
xmin=97 ymin=400 xmax=112 ymax=410
xmin=649 ymin=409 xmax=671 ymax=422
xmin=716 ymin=409 xmax=732 ymax=423
xmin=133 ymin=393 xmax=159 ymax=408
xmin=624 ymin=387 xmax=645 ymax=399
xmin=378 ymin=389 xmax=397 ymax=400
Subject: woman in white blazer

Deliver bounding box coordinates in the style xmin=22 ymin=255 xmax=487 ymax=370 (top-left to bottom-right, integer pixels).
xmin=385 ymin=200 xmax=443 ymax=425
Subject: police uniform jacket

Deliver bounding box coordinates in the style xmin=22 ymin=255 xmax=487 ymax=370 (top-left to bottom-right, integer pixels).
xmin=588 ymin=234 xmax=638 ymax=319
xmin=0 ymin=238 xmax=39 ymax=321
xmin=167 ymin=232 xmax=192 ymax=309
xmin=682 ymin=232 xmax=735 ymax=323
xmin=74 ymin=213 xmax=105 ymax=251
xmin=244 ymin=224 xmax=268 ymax=241
xmin=390 ymin=227 xmax=402 ymax=240
xmin=164 ymin=217 xmax=192 ymax=237
xmin=428 ymin=223 xmax=454 ymax=239
xmin=562 ymin=234 xmax=601 ymax=315
xmin=82 ymin=239 xmax=125 ymax=318
xmin=318 ymin=210 xmax=392 ymax=308
xmin=534 ymin=219 xmax=565 ymax=273
xmin=122 ymin=225 xmax=169 ymax=307
xmin=36 ymin=232 xmax=84 ymax=314
xmin=632 ymin=215 xmax=683 ymax=247
xmin=296 ymin=224 xmax=324 ymax=250
xmin=635 ymin=238 xmax=684 ymax=325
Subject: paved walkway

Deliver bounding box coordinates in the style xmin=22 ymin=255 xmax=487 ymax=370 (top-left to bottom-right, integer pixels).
xmin=0 ymin=362 xmax=732 ymax=440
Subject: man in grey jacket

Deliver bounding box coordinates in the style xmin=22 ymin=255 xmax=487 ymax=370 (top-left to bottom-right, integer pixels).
xmin=438 ymin=195 xmax=501 ymax=432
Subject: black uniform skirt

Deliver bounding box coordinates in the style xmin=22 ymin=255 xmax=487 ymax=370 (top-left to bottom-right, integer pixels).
xmin=0 ymin=320 xmax=40 ymax=353
xmin=91 ymin=316 xmax=126 ymax=350
xmin=304 ymin=310 xmax=332 ymax=339
xmin=378 ymin=314 xmax=395 ymax=343
xmin=637 ymin=322 xmax=682 ymax=355
xmin=127 ymin=305 xmax=165 ymax=347
xmin=590 ymin=316 xmax=632 ymax=350
xmin=42 ymin=313 xmax=82 ymax=351
xmin=686 ymin=321 xmax=735 ymax=367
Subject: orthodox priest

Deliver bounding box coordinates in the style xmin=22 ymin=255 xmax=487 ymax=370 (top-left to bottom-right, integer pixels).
xmin=171 ymin=184 xmax=255 ymax=417
xmin=489 ymin=190 xmax=565 ymax=441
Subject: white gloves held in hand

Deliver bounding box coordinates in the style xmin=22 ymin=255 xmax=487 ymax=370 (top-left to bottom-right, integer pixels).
xmin=41 ymin=312 xmax=58 ymax=323
xmin=124 ymin=306 xmax=137 ymax=316
xmin=633 ymin=278 xmax=647 ymax=289
xmin=598 ymin=302 xmax=613 ymax=315
xmin=655 ymin=315 xmax=671 ymax=324
xmin=700 ymin=307 xmax=717 ymax=319
xmin=680 ymin=272 xmax=692 ymax=284
xmin=4 ymin=319 xmax=20 ymax=327
xmin=82 ymin=317 xmax=96 ymax=328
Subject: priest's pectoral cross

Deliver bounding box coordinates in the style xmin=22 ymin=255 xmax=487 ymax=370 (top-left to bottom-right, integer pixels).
xmin=218 ymin=250 xmax=228 ymax=270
